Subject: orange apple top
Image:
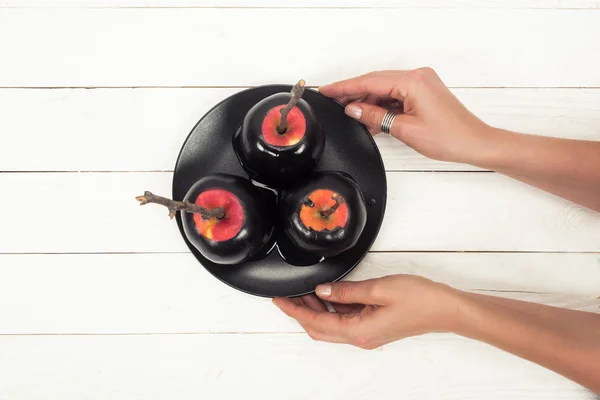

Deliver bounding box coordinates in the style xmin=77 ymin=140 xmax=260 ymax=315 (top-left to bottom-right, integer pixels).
xmin=300 ymin=189 xmax=349 ymax=231
xmin=261 ymin=105 xmax=306 ymax=147
xmin=193 ymin=189 xmax=244 ymax=241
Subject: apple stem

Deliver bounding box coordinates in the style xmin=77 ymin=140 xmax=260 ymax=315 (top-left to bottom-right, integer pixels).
xmin=136 ymin=191 xmax=226 ymax=220
xmin=277 ymin=79 xmax=306 ymax=134
xmin=320 ymin=194 xmax=345 ymax=218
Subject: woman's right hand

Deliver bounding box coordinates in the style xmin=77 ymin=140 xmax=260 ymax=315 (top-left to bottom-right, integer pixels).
xmin=319 ymin=68 xmax=495 ymax=165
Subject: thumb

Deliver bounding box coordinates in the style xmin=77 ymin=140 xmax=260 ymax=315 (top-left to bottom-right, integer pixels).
xmin=315 ymin=280 xmax=385 ymax=305
xmin=344 ymin=102 xmax=409 ymax=139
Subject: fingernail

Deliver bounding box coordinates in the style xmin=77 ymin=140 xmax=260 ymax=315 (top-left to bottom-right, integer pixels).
xmin=316 ymin=284 xmax=332 ymax=297
xmin=345 ymin=104 xmax=362 ymax=120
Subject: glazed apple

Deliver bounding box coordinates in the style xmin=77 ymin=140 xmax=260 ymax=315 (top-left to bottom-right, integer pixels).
xmin=235 ymin=80 xmax=325 ymax=187
xmin=136 ymin=173 xmax=274 ymax=265
xmin=280 ymin=171 xmax=367 ymax=257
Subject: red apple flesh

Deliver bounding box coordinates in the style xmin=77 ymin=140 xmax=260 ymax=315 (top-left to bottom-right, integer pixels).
xmin=193 ymin=189 xmax=243 ymax=241
xmin=261 ymin=105 xmax=306 ymax=147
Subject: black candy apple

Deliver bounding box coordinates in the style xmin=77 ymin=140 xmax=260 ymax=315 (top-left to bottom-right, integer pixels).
xmin=136 ymin=173 xmax=274 ymax=265
xmin=235 ymin=80 xmax=325 ymax=187
xmin=280 ymin=171 xmax=367 ymax=257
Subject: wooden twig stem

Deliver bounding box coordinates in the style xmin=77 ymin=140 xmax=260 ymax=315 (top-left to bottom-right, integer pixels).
xmin=135 ymin=191 xmax=226 ymax=220
xmin=277 ymin=79 xmax=306 ymax=134
xmin=320 ymin=194 xmax=345 ymax=218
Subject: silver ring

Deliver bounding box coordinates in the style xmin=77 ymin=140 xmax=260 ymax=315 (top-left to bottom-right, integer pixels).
xmin=380 ymin=110 xmax=398 ymax=135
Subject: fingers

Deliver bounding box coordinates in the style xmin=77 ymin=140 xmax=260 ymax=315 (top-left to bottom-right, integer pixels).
xmin=335 ymin=94 xmax=397 ymax=107
xmin=273 ymin=297 xmax=354 ymax=338
xmin=294 ymin=294 xmax=363 ymax=314
xmin=273 ymin=297 xmax=385 ymax=349
xmin=273 ymin=298 xmax=346 ymax=343
xmin=332 ymin=302 xmax=365 ymax=314
xmin=362 ymin=94 xmax=400 ymax=107
xmin=300 ymin=294 xmax=329 ymax=312
xmin=315 ymin=279 xmax=387 ymax=305
xmin=300 ymin=294 xmax=364 ymax=314
xmin=319 ymin=71 xmax=410 ymax=103
xmin=344 ymin=102 xmax=414 ymax=139
xmin=335 ymin=93 xmax=368 ymax=106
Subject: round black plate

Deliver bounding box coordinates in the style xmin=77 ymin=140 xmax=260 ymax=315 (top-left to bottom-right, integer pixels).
xmin=173 ymin=85 xmax=387 ymax=298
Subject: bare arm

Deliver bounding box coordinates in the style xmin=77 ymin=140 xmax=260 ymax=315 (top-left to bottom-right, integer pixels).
xmin=478 ymin=129 xmax=600 ymax=212
xmin=459 ymin=292 xmax=600 ymax=393
xmin=271 ymin=68 xmax=600 ymax=392
xmin=273 ymin=276 xmax=600 ymax=393
xmin=319 ymin=68 xmax=600 ymax=212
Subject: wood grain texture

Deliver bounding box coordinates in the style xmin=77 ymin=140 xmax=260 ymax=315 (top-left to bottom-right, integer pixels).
xmin=1 ymin=172 xmax=599 ymax=253
xmin=1 ymin=88 xmax=599 ymax=172
xmin=1 ymin=9 xmax=599 ymax=87
xmin=0 ymin=253 xmax=598 ymax=334
xmin=2 ymin=0 xmax=600 ymax=8
xmin=0 ymin=334 xmax=593 ymax=400
xmin=1 ymin=3 xmax=599 ymax=398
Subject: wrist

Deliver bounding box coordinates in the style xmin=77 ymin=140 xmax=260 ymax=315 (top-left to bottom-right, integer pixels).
xmin=463 ymin=125 xmax=517 ymax=171
xmin=428 ymin=283 xmax=471 ymax=334
xmin=446 ymin=290 xmax=518 ymax=340
xmin=433 ymin=285 xmax=496 ymax=338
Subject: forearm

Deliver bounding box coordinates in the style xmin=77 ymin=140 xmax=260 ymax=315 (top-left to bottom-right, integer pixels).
xmin=470 ymin=128 xmax=600 ymax=212
xmin=449 ymin=290 xmax=600 ymax=393
xmin=465 ymin=292 xmax=600 ymax=328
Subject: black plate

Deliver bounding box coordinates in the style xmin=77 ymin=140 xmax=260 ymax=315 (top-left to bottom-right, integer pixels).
xmin=173 ymin=85 xmax=387 ymax=298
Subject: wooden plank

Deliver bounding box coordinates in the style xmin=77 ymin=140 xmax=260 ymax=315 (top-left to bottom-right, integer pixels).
xmin=0 ymin=253 xmax=598 ymax=334
xmin=1 ymin=88 xmax=599 ymax=172
xmin=1 ymin=9 xmax=599 ymax=87
xmin=1 ymin=172 xmax=599 ymax=253
xmin=0 ymin=334 xmax=591 ymax=400
xmin=2 ymin=0 xmax=600 ymax=8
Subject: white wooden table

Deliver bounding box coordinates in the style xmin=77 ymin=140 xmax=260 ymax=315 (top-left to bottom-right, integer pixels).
xmin=1 ymin=1 xmax=600 ymax=399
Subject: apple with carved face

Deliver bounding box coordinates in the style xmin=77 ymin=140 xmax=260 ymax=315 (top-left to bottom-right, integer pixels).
xmin=279 ymin=171 xmax=367 ymax=257
xmin=235 ymin=80 xmax=324 ymax=187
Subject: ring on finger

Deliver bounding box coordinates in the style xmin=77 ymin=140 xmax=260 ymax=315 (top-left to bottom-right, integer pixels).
xmin=380 ymin=110 xmax=398 ymax=135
